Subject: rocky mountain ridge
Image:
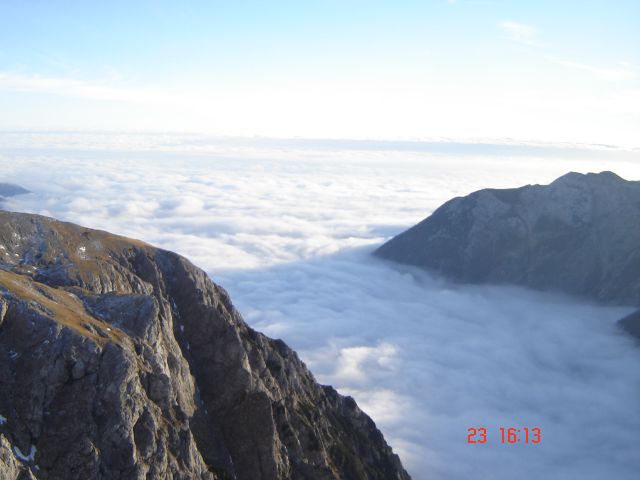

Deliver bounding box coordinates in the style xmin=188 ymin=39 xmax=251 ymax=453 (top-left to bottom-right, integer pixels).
xmin=0 ymin=209 xmax=410 ymax=480
xmin=375 ymin=171 xmax=640 ymax=336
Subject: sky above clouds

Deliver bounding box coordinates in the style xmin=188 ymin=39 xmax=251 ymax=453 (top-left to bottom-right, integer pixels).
xmin=0 ymin=1 xmax=639 ymax=146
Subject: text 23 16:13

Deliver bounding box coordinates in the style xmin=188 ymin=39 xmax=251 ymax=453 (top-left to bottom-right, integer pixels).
xmin=467 ymin=427 xmax=541 ymax=444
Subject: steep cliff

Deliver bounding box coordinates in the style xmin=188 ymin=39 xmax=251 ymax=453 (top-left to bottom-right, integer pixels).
xmin=0 ymin=210 xmax=410 ymax=480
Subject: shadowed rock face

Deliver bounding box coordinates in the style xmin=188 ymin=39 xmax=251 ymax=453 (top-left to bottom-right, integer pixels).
xmin=376 ymin=171 xmax=640 ymax=307
xmin=0 ymin=211 xmax=410 ymax=480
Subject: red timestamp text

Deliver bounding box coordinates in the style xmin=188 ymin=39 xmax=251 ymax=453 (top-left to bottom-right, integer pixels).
xmin=467 ymin=427 xmax=541 ymax=444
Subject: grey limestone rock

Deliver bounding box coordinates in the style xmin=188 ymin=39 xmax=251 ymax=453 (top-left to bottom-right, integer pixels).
xmin=0 ymin=210 xmax=410 ymax=480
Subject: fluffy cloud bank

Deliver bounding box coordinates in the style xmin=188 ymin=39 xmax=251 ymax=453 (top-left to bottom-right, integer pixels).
xmin=2 ymin=133 xmax=640 ymax=479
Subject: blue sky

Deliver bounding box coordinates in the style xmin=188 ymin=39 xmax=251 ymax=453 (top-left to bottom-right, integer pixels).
xmin=1 ymin=0 xmax=638 ymax=146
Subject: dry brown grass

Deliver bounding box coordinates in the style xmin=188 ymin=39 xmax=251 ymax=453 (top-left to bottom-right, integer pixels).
xmin=0 ymin=269 xmax=128 ymax=346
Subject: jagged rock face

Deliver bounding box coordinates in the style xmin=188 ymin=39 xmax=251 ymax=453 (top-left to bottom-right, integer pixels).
xmin=0 ymin=211 xmax=410 ymax=480
xmin=375 ymin=171 xmax=640 ymax=306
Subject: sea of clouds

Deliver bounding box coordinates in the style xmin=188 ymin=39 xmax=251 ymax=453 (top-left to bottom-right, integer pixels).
xmin=1 ymin=132 xmax=640 ymax=479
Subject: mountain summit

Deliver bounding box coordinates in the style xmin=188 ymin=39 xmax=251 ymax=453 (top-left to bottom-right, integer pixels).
xmin=375 ymin=171 xmax=640 ymax=306
xmin=0 ymin=210 xmax=410 ymax=480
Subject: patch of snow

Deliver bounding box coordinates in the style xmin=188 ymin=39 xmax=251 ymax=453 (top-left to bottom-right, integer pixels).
xmin=8 ymin=351 xmax=18 ymax=360
xmin=106 ymin=327 xmax=112 ymax=332
xmin=0 ymin=414 xmax=7 ymax=425
xmin=0 ymin=245 xmax=5 ymax=250
xmin=180 ymin=324 xmax=184 ymax=333
xmin=13 ymin=444 xmax=36 ymax=462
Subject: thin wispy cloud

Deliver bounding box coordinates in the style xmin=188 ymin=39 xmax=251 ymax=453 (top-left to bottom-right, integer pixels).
xmin=0 ymin=72 xmax=186 ymax=105
xmin=549 ymin=58 xmax=637 ymax=82
xmin=499 ymin=21 xmax=542 ymax=47
xmin=498 ymin=21 xmax=637 ymax=83
xmin=620 ymin=61 xmax=640 ymax=70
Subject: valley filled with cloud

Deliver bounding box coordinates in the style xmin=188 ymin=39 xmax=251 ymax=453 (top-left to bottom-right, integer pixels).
xmin=2 ymin=132 xmax=639 ymax=479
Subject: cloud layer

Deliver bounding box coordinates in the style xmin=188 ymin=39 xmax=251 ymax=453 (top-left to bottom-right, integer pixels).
xmin=2 ymin=133 xmax=640 ymax=479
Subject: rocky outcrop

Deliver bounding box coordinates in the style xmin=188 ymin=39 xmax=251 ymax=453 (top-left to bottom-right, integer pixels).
xmin=0 ymin=210 xmax=410 ymax=480
xmin=376 ymin=171 xmax=640 ymax=306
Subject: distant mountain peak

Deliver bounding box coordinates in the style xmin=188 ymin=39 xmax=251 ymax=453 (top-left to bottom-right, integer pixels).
xmin=0 ymin=183 xmax=30 ymax=199
xmin=551 ymin=170 xmax=627 ymax=186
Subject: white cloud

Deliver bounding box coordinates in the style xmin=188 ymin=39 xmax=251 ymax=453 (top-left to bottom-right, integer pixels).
xmin=499 ymin=21 xmax=541 ymax=46
xmin=2 ymin=133 xmax=640 ymax=479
